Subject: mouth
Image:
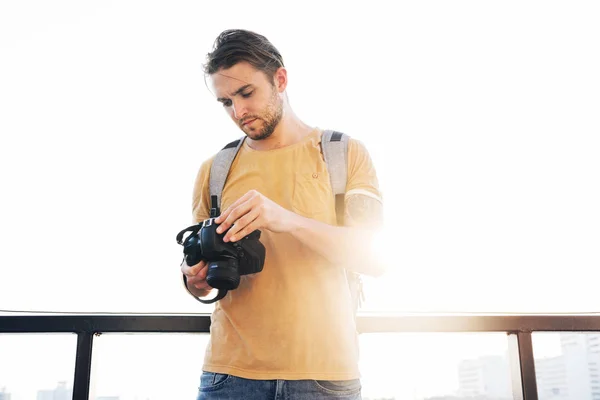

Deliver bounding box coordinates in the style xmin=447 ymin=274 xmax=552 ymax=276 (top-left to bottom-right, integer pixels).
xmin=242 ymin=118 xmax=257 ymax=127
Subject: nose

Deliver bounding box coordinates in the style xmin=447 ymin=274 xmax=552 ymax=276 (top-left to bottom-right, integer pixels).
xmin=231 ymin=100 xmax=248 ymax=120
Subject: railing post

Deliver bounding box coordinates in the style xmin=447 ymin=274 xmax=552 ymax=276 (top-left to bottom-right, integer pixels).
xmin=508 ymin=332 xmax=539 ymax=400
xmin=72 ymin=332 xmax=94 ymax=400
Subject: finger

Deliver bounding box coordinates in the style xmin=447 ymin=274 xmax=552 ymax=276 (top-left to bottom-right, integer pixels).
xmin=215 ymin=194 xmax=248 ymax=224
xmin=181 ymin=263 xmax=193 ymax=276
xmin=187 ymin=269 xmax=209 ymax=285
xmin=197 ymin=263 xmax=208 ymax=280
xmin=182 ymin=260 xmax=206 ymax=277
xmin=188 ymin=260 xmax=206 ymax=275
xmin=215 ymin=190 xmax=256 ymax=224
xmin=194 ymin=282 xmax=212 ymax=291
xmin=224 ymin=207 xmax=260 ymax=242
xmin=228 ymin=218 xmax=260 ymax=243
xmin=217 ymin=198 xmax=255 ymax=234
xmin=189 ymin=276 xmax=212 ymax=290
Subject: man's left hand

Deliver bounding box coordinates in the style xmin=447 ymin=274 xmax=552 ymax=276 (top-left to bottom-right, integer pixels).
xmin=214 ymin=190 xmax=297 ymax=242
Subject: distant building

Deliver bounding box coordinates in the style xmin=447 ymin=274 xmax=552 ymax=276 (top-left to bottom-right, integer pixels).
xmin=457 ymin=355 xmax=511 ymax=399
xmin=0 ymin=386 xmax=12 ymax=400
xmin=455 ymin=333 xmax=600 ymax=400
xmin=36 ymin=381 xmax=71 ymax=400
xmin=535 ymin=355 xmax=567 ymax=400
xmin=558 ymin=333 xmax=600 ymax=400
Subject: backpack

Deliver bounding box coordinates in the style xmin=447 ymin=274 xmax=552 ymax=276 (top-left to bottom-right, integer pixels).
xmin=208 ymin=130 xmax=364 ymax=315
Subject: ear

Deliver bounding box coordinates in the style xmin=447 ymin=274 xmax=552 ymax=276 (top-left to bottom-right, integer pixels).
xmin=273 ymin=67 xmax=288 ymax=93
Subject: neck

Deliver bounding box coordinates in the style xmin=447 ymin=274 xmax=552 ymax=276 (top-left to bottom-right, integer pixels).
xmin=245 ymin=104 xmax=313 ymax=151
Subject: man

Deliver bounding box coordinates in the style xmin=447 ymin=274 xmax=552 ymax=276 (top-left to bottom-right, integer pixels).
xmin=181 ymin=29 xmax=384 ymax=400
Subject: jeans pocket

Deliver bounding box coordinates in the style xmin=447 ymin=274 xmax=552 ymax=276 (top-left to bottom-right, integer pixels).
xmin=313 ymin=379 xmax=361 ymax=395
xmin=199 ymin=372 xmax=231 ymax=392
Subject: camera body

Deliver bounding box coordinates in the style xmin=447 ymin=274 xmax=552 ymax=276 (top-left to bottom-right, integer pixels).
xmin=177 ymin=218 xmax=266 ymax=301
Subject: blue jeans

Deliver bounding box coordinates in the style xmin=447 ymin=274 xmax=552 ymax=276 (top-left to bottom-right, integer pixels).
xmin=196 ymin=372 xmax=362 ymax=400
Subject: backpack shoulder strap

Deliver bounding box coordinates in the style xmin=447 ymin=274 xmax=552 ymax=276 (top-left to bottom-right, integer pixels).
xmin=321 ymin=130 xmax=350 ymax=225
xmin=321 ymin=130 xmax=364 ymax=314
xmin=209 ymin=137 xmax=245 ymax=217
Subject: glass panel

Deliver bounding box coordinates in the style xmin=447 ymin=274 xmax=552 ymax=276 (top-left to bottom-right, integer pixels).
xmin=91 ymin=333 xmax=209 ymax=400
xmin=85 ymin=331 xmax=516 ymax=399
xmin=0 ymin=333 xmax=76 ymax=399
xmin=533 ymin=332 xmax=600 ymax=400
xmin=359 ymin=332 xmax=513 ymax=400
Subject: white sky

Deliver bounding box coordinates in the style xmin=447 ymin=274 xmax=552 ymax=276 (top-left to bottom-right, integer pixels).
xmin=1 ymin=1 xmax=599 ymax=315
xmin=0 ymin=0 xmax=599 ymax=397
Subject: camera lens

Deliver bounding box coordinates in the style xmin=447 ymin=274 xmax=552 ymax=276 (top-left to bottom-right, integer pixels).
xmin=206 ymin=259 xmax=240 ymax=290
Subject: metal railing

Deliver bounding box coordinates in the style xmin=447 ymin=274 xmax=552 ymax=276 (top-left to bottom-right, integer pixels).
xmin=3 ymin=313 xmax=600 ymax=400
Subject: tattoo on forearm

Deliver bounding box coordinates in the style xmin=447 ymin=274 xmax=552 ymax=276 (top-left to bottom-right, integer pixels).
xmin=344 ymin=194 xmax=383 ymax=228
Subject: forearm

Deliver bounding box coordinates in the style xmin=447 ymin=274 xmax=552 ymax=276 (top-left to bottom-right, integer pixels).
xmin=288 ymin=213 xmax=385 ymax=277
xmin=213 ymin=188 xmax=385 ymax=276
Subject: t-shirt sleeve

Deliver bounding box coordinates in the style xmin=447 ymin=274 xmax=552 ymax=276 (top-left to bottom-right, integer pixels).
xmin=191 ymin=156 xmax=215 ymax=223
xmin=346 ymin=138 xmax=382 ymax=203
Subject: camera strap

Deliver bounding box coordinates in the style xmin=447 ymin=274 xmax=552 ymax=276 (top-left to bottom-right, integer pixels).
xmin=175 ymin=222 xmax=204 ymax=245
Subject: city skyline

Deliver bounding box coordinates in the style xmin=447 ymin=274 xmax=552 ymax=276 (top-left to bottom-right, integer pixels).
xmin=0 ymin=333 xmax=587 ymax=399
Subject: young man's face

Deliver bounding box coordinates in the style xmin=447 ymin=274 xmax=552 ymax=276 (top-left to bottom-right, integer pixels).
xmin=210 ymin=61 xmax=284 ymax=141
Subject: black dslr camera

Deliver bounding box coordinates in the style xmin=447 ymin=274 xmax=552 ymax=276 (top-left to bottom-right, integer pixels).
xmin=176 ymin=218 xmax=266 ymax=304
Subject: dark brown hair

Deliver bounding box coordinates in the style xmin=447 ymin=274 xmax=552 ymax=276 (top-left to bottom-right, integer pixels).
xmin=203 ymin=29 xmax=284 ymax=79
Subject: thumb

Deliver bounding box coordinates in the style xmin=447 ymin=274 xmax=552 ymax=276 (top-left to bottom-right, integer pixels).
xmin=191 ymin=260 xmax=207 ymax=275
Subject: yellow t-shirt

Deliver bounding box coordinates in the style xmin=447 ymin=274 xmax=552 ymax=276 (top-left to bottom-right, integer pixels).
xmin=191 ymin=128 xmax=381 ymax=380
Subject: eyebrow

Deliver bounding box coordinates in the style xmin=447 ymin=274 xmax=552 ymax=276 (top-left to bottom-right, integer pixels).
xmin=217 ymin=84 xmax=253 ymax=103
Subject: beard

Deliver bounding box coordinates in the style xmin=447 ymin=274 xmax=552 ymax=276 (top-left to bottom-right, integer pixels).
xmin=239 ymin=89 xmax=283 ymax=141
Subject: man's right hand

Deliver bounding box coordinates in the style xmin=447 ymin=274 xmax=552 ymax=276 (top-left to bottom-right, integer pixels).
xmin=181 ymin=259 xmax=213 ymax=297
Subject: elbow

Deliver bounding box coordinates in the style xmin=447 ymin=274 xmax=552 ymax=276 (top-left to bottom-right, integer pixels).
xmin=365 ymin=260 xmax=387 ymax=278
xmin=347 ymin=252 xmax=387 ymax=277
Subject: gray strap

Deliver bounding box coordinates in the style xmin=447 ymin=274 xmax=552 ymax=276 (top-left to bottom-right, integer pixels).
xmin=321 ymin=130 xmax=349 ymax=196
xmin=322 ymin=130 xmax=363 ymax=313
xmin=209 ymin=137 xmax=245 ymax=216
